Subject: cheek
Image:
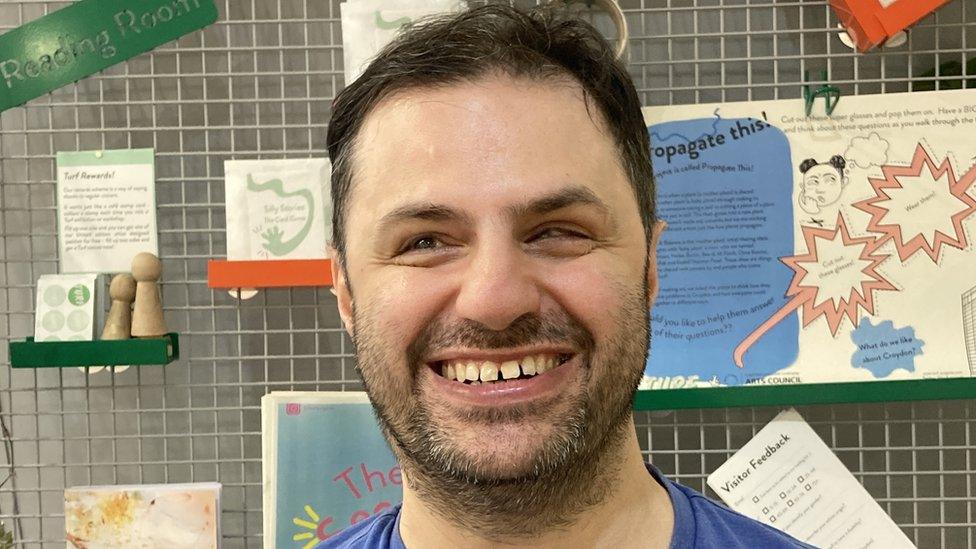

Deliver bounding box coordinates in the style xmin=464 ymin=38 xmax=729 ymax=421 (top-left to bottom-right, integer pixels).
xmin=357 ymin=269 xmax=456 ymax=351
xmin=540 ymin=257 xmax=643 ymax=340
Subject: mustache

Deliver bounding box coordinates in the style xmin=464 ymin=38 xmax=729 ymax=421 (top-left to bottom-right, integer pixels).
xmin=406 ymin=311 xmax=595 ymax=366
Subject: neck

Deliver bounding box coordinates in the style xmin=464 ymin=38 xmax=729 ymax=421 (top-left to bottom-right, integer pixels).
xmin=398 ymin=416 xmax=674 ymax=549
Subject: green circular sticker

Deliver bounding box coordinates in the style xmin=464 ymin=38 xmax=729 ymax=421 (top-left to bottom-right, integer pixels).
xmin=43 ymin=285 xmax=66 ymax=307
xmin=68 ymin=284 xmax=91 ymax=306
xmin=42 ymin=310 xmax=65 ymax=332
xmin=67 ymin=310 xmax=91 ymax=332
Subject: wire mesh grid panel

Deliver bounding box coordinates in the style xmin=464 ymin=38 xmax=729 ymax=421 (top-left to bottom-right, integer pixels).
xmin=0 ymin=0 xmax=972 ymax=547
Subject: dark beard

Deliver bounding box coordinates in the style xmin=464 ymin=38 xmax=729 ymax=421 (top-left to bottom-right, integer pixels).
xmin=351 ymin=283 xmax=649 ymax=541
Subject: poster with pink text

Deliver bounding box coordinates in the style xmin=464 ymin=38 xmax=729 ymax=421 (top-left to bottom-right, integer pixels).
xmin=262 ymin=392 xmax=400 ymax=549
xmin=641 ymin=89 xmax=976 ymax=390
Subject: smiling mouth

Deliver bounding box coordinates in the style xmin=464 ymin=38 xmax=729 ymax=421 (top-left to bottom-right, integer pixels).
xmin=430 ymin=353 xmax=573 ymax=385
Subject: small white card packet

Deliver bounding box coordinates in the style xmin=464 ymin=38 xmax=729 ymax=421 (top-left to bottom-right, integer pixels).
xmin=224 ymin=158 xmax=332 ymax=261
xmin=34 ymin=273 xmax=104 ymax=342
xmin=340 ymin=0 xmax=465 ymax=84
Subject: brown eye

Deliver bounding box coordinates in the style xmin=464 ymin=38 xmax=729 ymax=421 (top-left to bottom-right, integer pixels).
xmin=410 ymin=236 xmax=440 ymax=250
xmin=397 ymin=234 xmax=453 ymax=257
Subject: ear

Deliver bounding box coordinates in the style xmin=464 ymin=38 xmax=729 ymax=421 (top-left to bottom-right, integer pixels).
xmin=329 ymin=247 xmax=355 ymax=336
xmin=646 ymin=219 xmax=666 ymax=308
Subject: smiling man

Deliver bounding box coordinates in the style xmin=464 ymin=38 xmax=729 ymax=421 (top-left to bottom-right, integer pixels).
xmin=320 ymin=5 xmax=810 ymax=548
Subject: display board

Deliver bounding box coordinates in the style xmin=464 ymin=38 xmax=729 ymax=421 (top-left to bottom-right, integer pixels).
xmin=0 ymin=1 xmax=972 ymax=548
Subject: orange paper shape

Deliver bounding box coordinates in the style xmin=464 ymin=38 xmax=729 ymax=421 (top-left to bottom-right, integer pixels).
xmin=207 ymin=259 xmax=334 ymax=289
xmin=830 ymin=0 xmax=951 ymax=52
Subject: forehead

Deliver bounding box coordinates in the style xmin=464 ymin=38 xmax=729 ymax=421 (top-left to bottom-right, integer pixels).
xmin=346 ymin=75 xmax=635 ymax=222
xmin=806 ymin=164 xmax=838 ymax=177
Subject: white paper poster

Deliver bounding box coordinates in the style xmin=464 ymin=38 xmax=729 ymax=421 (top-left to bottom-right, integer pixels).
xmin=224 ymin=158 xmax=331 ymax=261
xmin=707 ymin=409 xmax=915 ymax=548
xmin=340 ymin=0 xmax=463 ymax=84
xmin=641 ymin=89 xmax=976 ymax=389
xmin=56 ymin=149 xmax=158 ymax=273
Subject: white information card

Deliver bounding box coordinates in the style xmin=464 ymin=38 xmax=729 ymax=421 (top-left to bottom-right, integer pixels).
xmin=707 ymin=408 xmax=915 ymax=548
xmin=56 ymin=149 xmax=158 ymax=273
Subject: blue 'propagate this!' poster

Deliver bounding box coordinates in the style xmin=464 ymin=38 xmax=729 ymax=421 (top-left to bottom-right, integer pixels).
xmin=641 ymin=89 xmax=976 ymax=389
xmin=644 ymin=114 xmax=798 ymax=387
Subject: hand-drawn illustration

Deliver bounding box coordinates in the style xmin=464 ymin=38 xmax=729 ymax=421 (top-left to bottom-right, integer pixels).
xmin=224 ymin=158 xmax=331 ymax=261
xmin=853 ymin=143 xmax=976 ymax=263
xmin=844 ymin=132 xmax=890 ymax=170
xmin=797 ymin=155 xmax=848 ymax=214
xmin=733 ymin=213 xmax=897 ymax=367
xmin=247 ymin=174 xmax=316 ymax=257
xmin=736 ymin=144 xmax=976 ymax=368
xmin=292 ymin=504 xmax=329 ymax=549
xmin=850 ymin=317 xmax=924 ymax=377
xmin=374 ymin=10 xmax=411 ymax=30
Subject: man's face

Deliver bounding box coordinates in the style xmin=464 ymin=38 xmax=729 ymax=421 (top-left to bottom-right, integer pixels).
xmin=334 ymin=75 xmax=655 ymax=484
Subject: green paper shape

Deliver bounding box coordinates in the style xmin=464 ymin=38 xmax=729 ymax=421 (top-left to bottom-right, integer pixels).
xmin=67 ymin=284 xmax=90 ymax=306
xmin=0 ymin=0 xmax=218 ymax=112
xmin=246 ymin=174 xmax=316 ymax=256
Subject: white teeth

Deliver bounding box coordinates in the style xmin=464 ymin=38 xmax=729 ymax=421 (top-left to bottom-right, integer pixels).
xmin=439 ymin=354 xmax=567 ymax=382
xmin=500 ymin=360 xmax=520 ymax=380
xmin=480 ymin=361 xmax=499 ymax=382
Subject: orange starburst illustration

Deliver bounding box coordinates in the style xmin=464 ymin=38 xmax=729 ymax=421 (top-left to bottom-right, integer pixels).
xmin=733 ymin=214 xmax=897 ymax=367
xmin=853 ymin=143 xmax=976 ymax=262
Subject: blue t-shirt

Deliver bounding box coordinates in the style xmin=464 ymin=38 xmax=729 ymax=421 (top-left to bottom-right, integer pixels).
xmin=316 ymin=464 xmax=814 ymax=548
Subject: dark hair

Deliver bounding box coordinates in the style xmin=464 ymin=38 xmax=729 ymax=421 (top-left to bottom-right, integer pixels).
xmin=799 ymin=155 xmax=846 ymax=174
xmin=326 ymin=4 xmax=654 ymax=262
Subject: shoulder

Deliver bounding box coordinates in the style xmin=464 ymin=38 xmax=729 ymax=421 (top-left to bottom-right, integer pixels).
xmin=674 ymin=483 xmax=813 ymax=548
xmin=649 ymin=466 xmax=814 ymax=549
xmin=315 ymin=505 xmax=402 ymax=549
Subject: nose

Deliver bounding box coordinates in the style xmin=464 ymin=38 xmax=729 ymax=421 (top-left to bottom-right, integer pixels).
xmin=454 ymin=238 xmax=542 ymax=331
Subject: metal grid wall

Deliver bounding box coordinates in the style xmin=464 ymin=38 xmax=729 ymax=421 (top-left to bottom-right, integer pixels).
xmin=0 ymin=0 xmax=972 ymax=546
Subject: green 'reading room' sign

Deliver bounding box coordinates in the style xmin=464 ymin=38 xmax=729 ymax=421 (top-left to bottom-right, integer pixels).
xmin=0 ymin=0 xmax=218 ymax=112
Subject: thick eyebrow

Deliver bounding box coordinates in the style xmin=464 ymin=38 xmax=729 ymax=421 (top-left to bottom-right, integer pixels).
xmin=376 ymin=185 xmax=616 ymax=235
xmin=376 ymin=202 xmax=474 ymax=234
xmin=508 ymin=186 xmax=617 ymax=228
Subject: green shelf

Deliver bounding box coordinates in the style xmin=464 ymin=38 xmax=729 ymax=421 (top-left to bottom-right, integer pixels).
xmin=8 ymin=333 xmax=179 ymax=369
xmin=633 ymin=377 xmax=976 ymax=411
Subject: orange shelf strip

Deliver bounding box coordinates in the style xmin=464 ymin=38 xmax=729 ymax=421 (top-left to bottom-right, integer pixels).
xmin=207 ymin=259 xmax=333 ymax=289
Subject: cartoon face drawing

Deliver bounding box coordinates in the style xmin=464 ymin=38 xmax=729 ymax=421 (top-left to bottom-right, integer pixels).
xmin=798 ymin=155 xmax=847 ymax=214
xmin=803 ymin=163 xmax=843 ymax=205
